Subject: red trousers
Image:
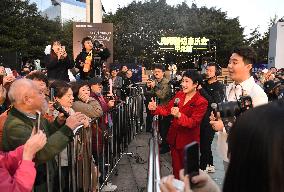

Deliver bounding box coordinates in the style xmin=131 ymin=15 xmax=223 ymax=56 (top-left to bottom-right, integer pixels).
xmin=170 ymin=147 xmax=184 ymax=179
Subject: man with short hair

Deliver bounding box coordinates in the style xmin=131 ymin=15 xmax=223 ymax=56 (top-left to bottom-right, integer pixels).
xmin=199 ymin=62 xmax=224 ymax=172
xmin=210 ymin=47 xmax=268 ymax=170
xmin=2 ymin=78 xmax=86 ymax=191
xmin=118 ymin=65 xmax=128 ymax=79
xmin=146 ymin=64 xmax=172 ymax=153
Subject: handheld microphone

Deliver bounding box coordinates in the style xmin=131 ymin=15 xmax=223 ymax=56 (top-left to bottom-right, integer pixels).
xmin=174 ymin=98 xmax=180 ymax=107
xmin=53 ymin=102 xmax=70 ymax=118
xmin=211 ymin=103 xmax=218 ymax=119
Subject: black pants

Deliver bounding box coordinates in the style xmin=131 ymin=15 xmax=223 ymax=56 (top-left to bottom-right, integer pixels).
xmin=159 ymin=116 xmax=172 ymax=149
xmin=200 ymin=116 xmax=215 ymax=170
xmin=145 ymin=97 xmax=153 ymax=132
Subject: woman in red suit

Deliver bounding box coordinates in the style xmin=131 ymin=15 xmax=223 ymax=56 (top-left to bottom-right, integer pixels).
xmin=148 ymin=70 xmax=208 ymax=178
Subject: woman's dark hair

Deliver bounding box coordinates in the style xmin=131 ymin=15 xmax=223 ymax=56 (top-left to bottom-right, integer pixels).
xmin=224 ymin=99 xmax=284 ymax=192
xmin=81 ymin=36 xmax=93 ymax=50
xmin=182 ymin=70 xmax=202 ymax=85
xmin=71 ymin=81 xmax=89 ymax=100
xmin=49 ymin=80 xmax=71 ymax=99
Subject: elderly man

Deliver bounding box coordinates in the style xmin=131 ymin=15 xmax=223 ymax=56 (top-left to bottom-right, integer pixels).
xmin=2 ymin=78 xmax=86 ymax=191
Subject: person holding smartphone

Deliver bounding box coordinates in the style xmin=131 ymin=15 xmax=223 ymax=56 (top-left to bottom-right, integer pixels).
xmin=45 ymin=40 xmax=74 ymax=82
xmin=0 ymin=130 xmax=47 ymax=192
xmin=148 ymin=70 xmax=208 ymax=179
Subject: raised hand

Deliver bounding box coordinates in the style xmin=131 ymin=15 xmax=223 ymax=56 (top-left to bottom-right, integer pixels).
xmin=65 ymin=112 xmax=87 ymax=130
xmin=23 ymin=130 xmax=47 ymax=160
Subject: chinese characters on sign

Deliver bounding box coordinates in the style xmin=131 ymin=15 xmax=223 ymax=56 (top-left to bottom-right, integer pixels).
xmin=158 ymin=37 xmax=210 ymax=53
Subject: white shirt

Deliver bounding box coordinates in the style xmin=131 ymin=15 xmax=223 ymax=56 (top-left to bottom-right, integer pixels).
xmin=217 ymin=76 xmax=268 ymax=162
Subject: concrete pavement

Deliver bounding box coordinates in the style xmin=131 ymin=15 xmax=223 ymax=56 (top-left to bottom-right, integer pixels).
xmin=110 ymin=133 xmax=225 ymax=191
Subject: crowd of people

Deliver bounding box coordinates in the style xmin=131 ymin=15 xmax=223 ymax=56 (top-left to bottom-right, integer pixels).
xmin=156 ymin=47 xmax=284 ymax=192
xmin=0 ymin=41 xmax=283 ymax=192
xmin=0 ymin=37 xmax=137 ymax=192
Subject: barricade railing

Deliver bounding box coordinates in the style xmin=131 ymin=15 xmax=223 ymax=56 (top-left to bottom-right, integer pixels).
xmin=147 ymin=115 xmax=161 ymax=192
xmin=47 ymin=85 xmax=145 ymax=192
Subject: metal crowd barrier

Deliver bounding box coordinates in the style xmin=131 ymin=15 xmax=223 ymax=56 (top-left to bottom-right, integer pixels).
xmin=47 ymin=85 xmax=145 ymax=192
xmin=147 ymin=115 xmax=161 ymax=192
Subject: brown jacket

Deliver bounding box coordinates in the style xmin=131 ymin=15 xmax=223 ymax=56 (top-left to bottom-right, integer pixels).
xmin=72 ymin=98 xmax=103 ymax=118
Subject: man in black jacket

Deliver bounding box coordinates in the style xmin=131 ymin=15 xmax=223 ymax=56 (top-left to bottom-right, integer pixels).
xmin=75 ymin=37 xmax=110 ymax=80
xmin=199 ymin=62 xmax=225 ymax=172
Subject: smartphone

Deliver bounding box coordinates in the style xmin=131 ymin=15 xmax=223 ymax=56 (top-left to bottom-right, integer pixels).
xmin=160 ymin=178 xmax=184 ymax=192
xmin=34 ymin=111 xmax=41 ymax=134
xmin=0 ymin=75 xmax=3 ymax=85
xmin=184 ymin=141 xmax=199 ymax=185
xmin=50 ymin=87 xmax=55 ymax=102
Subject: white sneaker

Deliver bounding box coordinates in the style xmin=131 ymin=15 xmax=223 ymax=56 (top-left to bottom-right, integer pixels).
xmin=101 ymin=182 xmax=117 ymax=191
xmin=206 ymin=165 xmax=215 ymax=173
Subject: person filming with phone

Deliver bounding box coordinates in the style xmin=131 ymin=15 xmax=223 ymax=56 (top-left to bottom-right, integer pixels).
xmin=146 ymin=64 xmax=172 ymax=153
xmin=45 ymin=40 xmax=74 ymax=82
xmin=148 ymin=70 xmax=208 ymax=179
xmin=2 ymin=79 xmax=87 ymax=191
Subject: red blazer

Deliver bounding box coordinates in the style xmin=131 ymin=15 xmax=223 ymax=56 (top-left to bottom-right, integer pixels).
xmin=153 ymin=91 xmax=208 ymax=149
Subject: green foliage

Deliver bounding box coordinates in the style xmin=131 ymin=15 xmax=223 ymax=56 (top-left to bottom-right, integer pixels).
xmin=103 ymin=0 xmax=246 ymax=68
xmin=0 ymin=0 xmax=71 ymax=60
xmin=247 ymin=16 xmax=278 ymax=64
xmin=0 ymin=0 xmax=272 ymax=68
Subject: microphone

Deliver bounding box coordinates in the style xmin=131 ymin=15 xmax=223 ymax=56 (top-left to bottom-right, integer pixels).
xmin=53 ymin=102 xmax=70 ymax=118
xmin=211 ymin=103 xmax=218 ymax=119
xmin=174 ymin=98 xmax=180 ymax=107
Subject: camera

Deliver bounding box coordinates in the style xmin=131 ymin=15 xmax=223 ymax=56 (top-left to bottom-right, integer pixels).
xmin=147 ymin=74 xmax=155 ymax=81
xmin=93 ymin=40 xmax=103 ymax=50
xmin=218 ymin=95 xmax=253 ymax=118
xmin=216 ymin=95 xmax=253 ymax=133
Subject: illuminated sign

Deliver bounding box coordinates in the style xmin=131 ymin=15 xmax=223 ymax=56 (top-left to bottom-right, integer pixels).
xmin=158 ymin=37 xmax=210 ymax=53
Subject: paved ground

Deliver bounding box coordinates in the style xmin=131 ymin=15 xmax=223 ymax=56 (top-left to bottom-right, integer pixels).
xmin=110 ymin=132 xmax=151 ymax=192
xmin=110 ymin=132 xmax=225 ymax=192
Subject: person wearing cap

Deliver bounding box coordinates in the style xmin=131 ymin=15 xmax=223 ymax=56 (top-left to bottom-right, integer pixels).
xmin=88 ymin=76 xmax=117 ymax=190
xmin=89 ymin=76 xmax=115 ymax=113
